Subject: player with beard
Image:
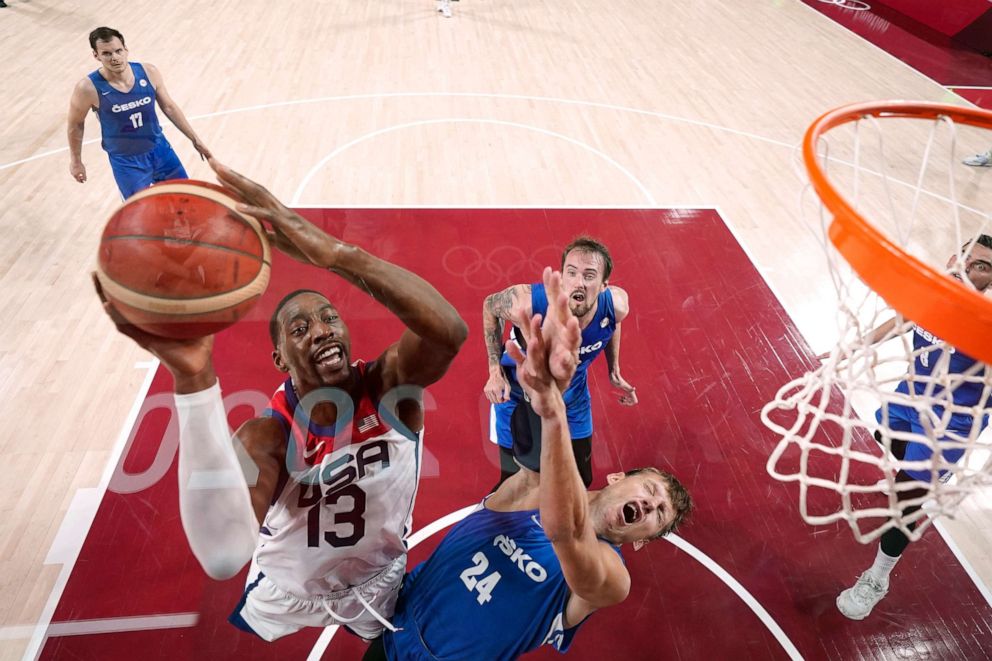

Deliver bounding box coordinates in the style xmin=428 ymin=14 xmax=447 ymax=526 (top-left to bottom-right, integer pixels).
xmin=364 ymin=267 xmax=691 ymax=661
xmin=483 ymin=237 xmax=636 ymax=488
xmin=94 ymin=159 xmax=468 ymax=641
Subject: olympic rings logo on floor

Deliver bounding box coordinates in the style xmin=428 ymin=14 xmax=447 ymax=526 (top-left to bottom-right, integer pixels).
xmin=442 ymin=244 xmax=562 ymax=289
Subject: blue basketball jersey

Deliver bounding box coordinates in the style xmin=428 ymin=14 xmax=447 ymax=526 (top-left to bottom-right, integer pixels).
xmin=496 ymin=284 xmax=616 ymax=440
xmin=383 ymin=504 xmax=619 ymax=660
xmin=890 ymin=325 xmax=991 ymax=433
xmin=88 ymin=63 xmax=164 ymax=156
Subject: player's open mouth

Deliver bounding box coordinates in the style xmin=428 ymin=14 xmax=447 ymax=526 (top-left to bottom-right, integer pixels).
xmin=313 ymin=344 xmax=344 ymax=368
xmin=622 ymin=502 xmax=641 ymax=525
xmin=571 ymin=291 xmax=586 ymax=303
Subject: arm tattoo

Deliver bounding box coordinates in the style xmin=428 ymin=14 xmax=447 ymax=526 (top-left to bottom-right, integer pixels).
xmin=486 ymin=287 xmax=516 ymax=320
xmin=485 ymin=320 xmax=505 ymax=364
xmin=484 ymin=285 xmax=529 ymax=365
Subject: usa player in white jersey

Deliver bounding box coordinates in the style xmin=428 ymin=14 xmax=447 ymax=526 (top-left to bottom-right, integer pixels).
xmin=95 ymin=159 xmax=468 ymax=641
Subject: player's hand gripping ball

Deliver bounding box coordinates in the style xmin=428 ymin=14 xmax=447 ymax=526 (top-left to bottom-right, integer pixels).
xmin=95 ymin=180 xmax=271 ymax=339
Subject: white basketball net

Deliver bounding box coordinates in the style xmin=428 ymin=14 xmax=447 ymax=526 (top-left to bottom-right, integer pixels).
xmin=762 ymin=107 xmax=992 ymax=544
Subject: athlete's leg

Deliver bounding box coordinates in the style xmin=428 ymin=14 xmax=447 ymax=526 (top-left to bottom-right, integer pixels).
xmin=491 ymin=389 xmax=521 ymax=489
xmin=839 ymin=420 xmax=961 ymax=620
xmin=510 ymin=396 xmax=543 ymax=471
xmin=507 ymin=399 xmax=593 ymax=487
xmin=837 ymin=469 xmax=928 ymax=619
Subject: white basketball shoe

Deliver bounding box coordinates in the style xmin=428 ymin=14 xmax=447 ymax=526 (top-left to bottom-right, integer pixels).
xmin=963 ymin=151 xmax=991 ymax=167
xmin=437 ymin=0 xmax=452 ymax=17
xmin=836 ymin=571 xmax=888 ymax=620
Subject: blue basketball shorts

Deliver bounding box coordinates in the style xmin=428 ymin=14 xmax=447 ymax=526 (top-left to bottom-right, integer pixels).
xmin=876 ymin=404 xmax=966 ymax=481
xmin=107 ymin=138 xmax=188 ymax=199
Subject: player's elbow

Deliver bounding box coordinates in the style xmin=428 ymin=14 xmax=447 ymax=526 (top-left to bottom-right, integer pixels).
xmin=576 ymin=582 xmax=629 ymax=610
xmin=434 ymin=314 xmax=469 ymax=356
xmin=449 ymin=317 xmax=469 ymax=351
xmin=567 ymin=572 xmax=630 ymax=609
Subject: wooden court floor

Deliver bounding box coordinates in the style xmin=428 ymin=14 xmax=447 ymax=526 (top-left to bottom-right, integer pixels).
xmin=1 ymin=1 xmax=990 ymax=659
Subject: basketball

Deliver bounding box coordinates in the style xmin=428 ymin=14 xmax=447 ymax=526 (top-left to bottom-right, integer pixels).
xmin=95 ymin=180 xmax=271 ymax=339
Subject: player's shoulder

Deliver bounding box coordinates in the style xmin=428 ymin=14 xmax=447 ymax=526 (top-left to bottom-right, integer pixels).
xmin=138 ymin=62 xmax=164 ymax=84
xmin=235 ymin=416 xmax=287 ymax=454
xmin=606 ymin=285 xmax=629 ymax=317
xmin=73 ymin=75 xmax=98 ymax=96
xmin=354 ymin=357 xmax=390 ymax=399
xmin=487 ymin=283 xmax=534 ymax=319
xmin=492 ymin=282 xmax=533 ymax=297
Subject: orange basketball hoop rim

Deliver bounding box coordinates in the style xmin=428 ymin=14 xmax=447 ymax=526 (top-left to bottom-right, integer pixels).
xmin=804 ymin=100 xmax=992 ymax=365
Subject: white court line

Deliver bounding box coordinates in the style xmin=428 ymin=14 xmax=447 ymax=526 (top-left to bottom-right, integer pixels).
xmin=3 ymin=91 xmax=982 ymax=216
xmin=0 ymin=141 xmax=99 ymax=171
xmin=289 ymin=118 xmax=657 ymax=206
xmin=50 ymin=613 xmax=197 ymax=638
xmin=793 ymin=1 xmax=984 ymax=103
xmin=309 ymin=504 xmax=803 ymax=660
xmin=947 ymin=86 xmax=992 ymax=91
xmin=22 ymin=360 xmax=160 ymax=661
xmin=0 ymin=90 xmax=798 ymax=174
xmin=664 ymin=535 xmax=803 ymax=661
xmin=1 ymin=613 xmax=197 ymax=641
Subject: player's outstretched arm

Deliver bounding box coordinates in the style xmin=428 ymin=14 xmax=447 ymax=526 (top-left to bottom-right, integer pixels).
xmin=482 ymin=284 xmax=532 ymax=403
xmin=507 ymin=270 xmax=628 ymax=610
xmin=604 ymin=286 xmax=637 ymax=406
xmin=146 ymin=63 xmax=211 ymax=160
xmin=94 ymin=275 xmax=259 ymax=580
xmin=67 ymin=79 xmax=95 ymax=183
xmin=815 ymin=315 xmax=906 ymax=361
xmin=211 ymin=159 xmax=468 ymax=388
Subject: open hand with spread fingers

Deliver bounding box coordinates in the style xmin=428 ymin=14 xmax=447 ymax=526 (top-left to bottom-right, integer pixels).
xmin=209 ymin=158 xmax=340 ymax=269
xmin=505 ymin=268 xmax=581 ymax=416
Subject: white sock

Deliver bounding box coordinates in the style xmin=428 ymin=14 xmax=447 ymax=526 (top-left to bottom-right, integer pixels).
xmin=868 ymin=546 xmax=899 ymax=583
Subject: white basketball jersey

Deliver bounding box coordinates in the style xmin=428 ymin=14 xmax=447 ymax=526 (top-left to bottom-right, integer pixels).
xmin=255 ymin=361 xmax=422 ymax=597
